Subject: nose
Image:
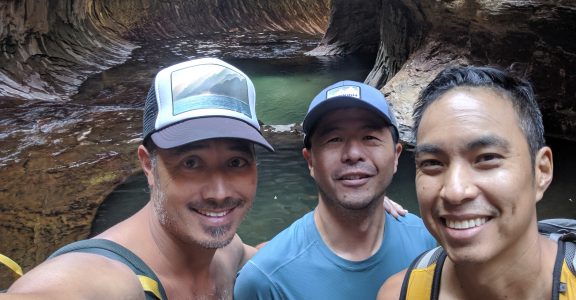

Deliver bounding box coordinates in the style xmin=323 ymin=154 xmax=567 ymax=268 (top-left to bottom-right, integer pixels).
xmin=201 ymin=171 xmax=231 ymax=202
xmin=341 ymin=139 xmax=365 ymax=164
xmin=439 ymin=162 xmax=478 ymax=204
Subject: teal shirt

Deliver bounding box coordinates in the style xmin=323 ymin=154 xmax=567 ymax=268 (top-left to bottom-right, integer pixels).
xmin=234 ymin=210 xmax=436 ymax=300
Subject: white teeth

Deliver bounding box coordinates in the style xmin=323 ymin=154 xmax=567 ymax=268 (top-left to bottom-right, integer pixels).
xmin=446 ymin=217 xmax=487 ymax=229
xmin=198 ymin=210 xmax=228 ymax=217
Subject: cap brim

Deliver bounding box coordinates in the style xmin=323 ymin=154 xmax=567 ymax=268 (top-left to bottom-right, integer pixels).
xmin=151 ymin=116 xmax=274 ymax=151
xmin=303 ymin=97 xmax=395 ymax=133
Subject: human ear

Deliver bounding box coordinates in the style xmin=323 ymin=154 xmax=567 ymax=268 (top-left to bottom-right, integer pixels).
xmin=534 ymin=146 xmax=553 ymax=203
xmin=393 ymin=143 xmax=403 ymax=174
xmin=137 ymin=145 xmax=155 ymax=188
xmin=302 ymin=148 xmax=315 ymax=179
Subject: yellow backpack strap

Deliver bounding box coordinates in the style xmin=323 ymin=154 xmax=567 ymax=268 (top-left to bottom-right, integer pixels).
xmin=555 ymin=239 xmax=576 ymax=300
xmin=0 ymin=253 xmax=23 ymax=277
xmin=138 ymin=275 xmax=163 ymax=300
xmin=400 ymin=246 xmax=445 ymax=300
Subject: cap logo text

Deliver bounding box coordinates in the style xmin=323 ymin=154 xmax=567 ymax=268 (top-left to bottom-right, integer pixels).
xmin=326 ymin=85 xmax=360 ymax=99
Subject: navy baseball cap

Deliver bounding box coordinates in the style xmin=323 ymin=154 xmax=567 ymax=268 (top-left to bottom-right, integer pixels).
xmin=302 ymin=80 xmax=399 ymax=147
xmin=143 ymin=58 xmax=273 ymax=151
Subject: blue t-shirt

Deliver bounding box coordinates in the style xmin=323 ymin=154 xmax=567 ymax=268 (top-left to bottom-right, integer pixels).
xmin=234 ymin=210 xmax=436 ymax=300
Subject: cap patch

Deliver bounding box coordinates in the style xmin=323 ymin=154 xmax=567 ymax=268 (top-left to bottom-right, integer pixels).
xmin=326 ymin=85 xmax=361 ymax=99
xmin=171 ymin=64 xmax=251 ymax=117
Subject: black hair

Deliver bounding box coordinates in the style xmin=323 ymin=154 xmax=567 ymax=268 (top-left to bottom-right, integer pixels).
xmin=413 ymin=66 xmax=545 ymax=162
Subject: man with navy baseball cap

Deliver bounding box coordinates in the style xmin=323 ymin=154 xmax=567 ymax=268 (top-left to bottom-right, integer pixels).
xmin=235 ymin=80 xmax=435 ymax=299
xmin=6 ymin=58 xmax=272 ymax=299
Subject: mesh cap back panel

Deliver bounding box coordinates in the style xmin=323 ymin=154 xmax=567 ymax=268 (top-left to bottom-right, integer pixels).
xmin=143 ymin=85 xmax=158 ymax=140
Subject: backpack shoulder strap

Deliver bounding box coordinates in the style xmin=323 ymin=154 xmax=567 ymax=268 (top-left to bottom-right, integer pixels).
xmin=400 ymin=246 xmax=445 ymax=300
xmin=551 ymin=239 xmax=576 ymax=299
xmin=560 ymin=237 xmax=576 ymax=274
xmin=0 ymin=253 xmax=23 ymax=277
xmin=539 ymin=219 xmax=576 ymax=242
xmin=0 ymin=253 xmax=23 ymax=292
xmin=49 ymin=239 xmax=166 ymax=300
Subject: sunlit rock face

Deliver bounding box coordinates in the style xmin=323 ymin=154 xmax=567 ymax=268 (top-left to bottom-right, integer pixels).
xmin=0 ymin=0 xmax=329 ymax=102
xmin=310 ymin=0 xmax=575 ymax=142
xmin=372 ymin=0 xmax=575 ymax=143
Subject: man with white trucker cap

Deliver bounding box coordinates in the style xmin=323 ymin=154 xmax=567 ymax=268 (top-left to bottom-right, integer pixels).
xmin=4 ymin=58 xmax=272 ymax=299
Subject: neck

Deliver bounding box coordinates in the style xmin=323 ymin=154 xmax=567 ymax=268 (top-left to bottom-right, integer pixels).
xmin=443 ymin=234 xmax=557 ymax=300
xmin=314 ymin=197 xmax=386 ymax=261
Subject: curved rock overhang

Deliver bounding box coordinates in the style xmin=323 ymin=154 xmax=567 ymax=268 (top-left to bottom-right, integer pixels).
xmin=366 ymin=0 xmax=576 ymax=143
xmin=0 ymin=0 xmax=329 ymax=102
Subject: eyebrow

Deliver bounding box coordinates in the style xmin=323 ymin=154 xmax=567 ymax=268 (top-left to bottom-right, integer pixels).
xmin=170 ymin=143 xmax=209 ymax=155
xmin=414 ymin=143 xmax=441 ymax=156
xmin=415 ymin=135 xmax=510 ymax=155
xmin=466 ymin=135 xmax=509 ymax=151
xmin=228 ymin=143 xmax=255 ymax=156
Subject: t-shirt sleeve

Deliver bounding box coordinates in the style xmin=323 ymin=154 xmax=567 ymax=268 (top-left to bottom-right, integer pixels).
xmin=234 ymin=260 xmax=283 ymax=300
xmin=395 ymin=212 xmax=438 ymax=250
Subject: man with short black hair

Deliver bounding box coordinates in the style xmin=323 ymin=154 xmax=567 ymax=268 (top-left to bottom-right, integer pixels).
xmin=376 ymin=66 xmax=572 ymax=299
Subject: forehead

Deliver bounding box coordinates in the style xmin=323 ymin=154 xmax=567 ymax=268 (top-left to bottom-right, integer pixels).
xmin=315 ymin=107 xmax=388 ymax=130
xmin=416 ymin=87 xmax=525 ymax=147
xmin=166 ymin=138 xmax=255 ymax=155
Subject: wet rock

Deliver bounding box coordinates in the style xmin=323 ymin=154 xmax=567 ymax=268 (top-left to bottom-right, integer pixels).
xmin=0 ymin=99 xmax=143 ymax=287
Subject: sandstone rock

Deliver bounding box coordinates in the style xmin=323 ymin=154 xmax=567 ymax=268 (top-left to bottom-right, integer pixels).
xmin=0 ymin=0 xmax=329 ymax=287
xmin=311 ymin=0 xmax=576 ymax=143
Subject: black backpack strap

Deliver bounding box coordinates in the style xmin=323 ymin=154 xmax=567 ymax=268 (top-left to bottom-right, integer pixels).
xmin=552 ymin=239 xmax=566 ymax=299
xmin=49 ymin=239 xmax=166 ymax=300
xmin=430 ymin=250 xmax=447 ymax=300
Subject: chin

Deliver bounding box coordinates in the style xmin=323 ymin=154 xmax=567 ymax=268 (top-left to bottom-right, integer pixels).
xmin=337 ymin=197 xmax=379 ymax=211
xmin=445 ymin=246 xmax=491 ymax=265
xmin=197 ymin=224 xmax=235 ymax=249
xmin=198 ymin=235 xmax=235 ymax=249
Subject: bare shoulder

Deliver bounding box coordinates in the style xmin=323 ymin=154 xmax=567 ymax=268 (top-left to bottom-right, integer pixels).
xmin=377 ymin=269 xmax=407 ymax=300
xmin=6 ymin=252 xmax=145 ymax=300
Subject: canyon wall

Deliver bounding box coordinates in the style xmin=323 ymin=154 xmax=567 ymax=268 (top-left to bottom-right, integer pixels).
xmin=314 ymin=0 xmax=576 ymax=142
xmin=0 ymin=0 xmax=329 ymax=288
xmin=0 ymin=0 xmax=329 ymax=101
